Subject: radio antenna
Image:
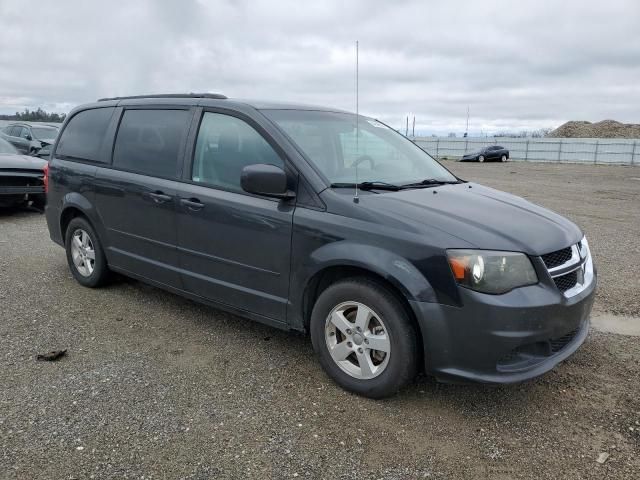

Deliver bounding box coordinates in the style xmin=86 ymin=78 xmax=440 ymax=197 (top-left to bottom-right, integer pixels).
xmin=354 ymin=40 xmax=360 ymax=203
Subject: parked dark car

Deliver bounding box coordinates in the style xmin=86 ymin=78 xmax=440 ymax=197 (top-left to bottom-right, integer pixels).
xmin=45 ymin=94 xmax=596 ymax=398
xmin=0 ymin=138 xmax=47 ymax=209
xmin=461 ymin=145 xmax=509 ymax=162
xmin=0 ymin=123 xmax=59 ymax=155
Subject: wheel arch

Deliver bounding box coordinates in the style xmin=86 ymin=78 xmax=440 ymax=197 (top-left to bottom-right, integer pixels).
xmin=294 ymin=243 xmax=436 ymax=366
xmin=301 ymin=264 xmax=427 ymax=372
xmin=59 ymin=193 xmax=101 ymax=241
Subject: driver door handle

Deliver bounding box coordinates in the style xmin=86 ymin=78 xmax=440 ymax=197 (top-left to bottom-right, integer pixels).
xmin=180 ymin=197 xmax=205 ymax=211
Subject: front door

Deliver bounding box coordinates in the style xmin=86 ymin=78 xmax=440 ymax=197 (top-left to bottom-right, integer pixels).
xmin=93 ymin=107 xmax=193 ymax=288
xmin=175 ymin=111 xmax=295 ymax=322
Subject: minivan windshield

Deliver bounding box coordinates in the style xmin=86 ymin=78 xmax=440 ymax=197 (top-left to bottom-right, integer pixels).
xmin=264 ymin=110 xmax=457 ymax=186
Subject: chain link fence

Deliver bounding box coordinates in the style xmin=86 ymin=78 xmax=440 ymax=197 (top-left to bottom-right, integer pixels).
xmin=413 ymin=137 xmax=640 ymax=165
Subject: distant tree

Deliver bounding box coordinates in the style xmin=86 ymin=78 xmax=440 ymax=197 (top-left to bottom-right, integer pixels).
xmin=531 ymin=128 xmax=552 ymax=138
xmin=0 ymin=108 xmax=66 ymax=122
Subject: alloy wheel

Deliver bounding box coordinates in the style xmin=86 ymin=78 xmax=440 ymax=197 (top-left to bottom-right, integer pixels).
xmin=70 ymin=228 xmax=96 ymax=277
xmin=324 ymin=301 xmax=391 ymax=379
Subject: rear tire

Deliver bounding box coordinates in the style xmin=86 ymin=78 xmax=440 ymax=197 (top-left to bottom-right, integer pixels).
xmin=310 ymin=278 xmax=418 ymax=399
xmin=65 ymin=217 xmax=110 ymax=287
xmin=501 ymin=155 xmax=507 ymax=162
xmin=478 ymin=155 xmax=485 ymax=162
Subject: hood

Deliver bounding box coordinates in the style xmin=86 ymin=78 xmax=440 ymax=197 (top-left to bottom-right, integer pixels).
xmin=358 ymin=183 xmax=582 ymax=255
xmin=0 ymin=153 xmax=47 ymax=170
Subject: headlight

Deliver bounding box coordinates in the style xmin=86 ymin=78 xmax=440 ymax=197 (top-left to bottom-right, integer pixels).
xmin=447 ymin=250 xmax=538 ymax=294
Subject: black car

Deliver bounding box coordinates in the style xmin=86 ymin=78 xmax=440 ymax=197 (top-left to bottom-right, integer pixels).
xmin=0 ymin=123 xmax=59 ymax=156
xmin=0 ymin=138 xmax=47 ymax=209
xmin=461 ymin=145 xmax=509 ymax=162
xmin=45 ymin=94 xmax=596 ymax=398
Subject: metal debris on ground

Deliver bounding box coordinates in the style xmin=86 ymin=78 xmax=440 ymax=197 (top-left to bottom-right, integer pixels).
xmin=36 ymin=349 xmax=67 ymax=362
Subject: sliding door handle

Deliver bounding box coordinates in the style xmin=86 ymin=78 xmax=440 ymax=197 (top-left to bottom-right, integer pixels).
xmin=148 ymin=191 xmax=172 ymax=203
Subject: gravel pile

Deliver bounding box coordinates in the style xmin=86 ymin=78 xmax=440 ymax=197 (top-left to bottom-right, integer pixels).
xmin=548 ymin=120 xmax=640 ymax=138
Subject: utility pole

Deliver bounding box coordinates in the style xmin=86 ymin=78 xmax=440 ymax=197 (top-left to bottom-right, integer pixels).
xmin=412 ymin=116 xmax=415 ymax=137
xmin=465 ymin=105 xmax=469 ymax=137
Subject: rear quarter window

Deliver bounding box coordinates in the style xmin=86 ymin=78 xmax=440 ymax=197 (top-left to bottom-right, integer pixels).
xmin=55 ymin=108 xmax=115 ymax=162
xmin=112 ymin=109 xmax=190 ymax=179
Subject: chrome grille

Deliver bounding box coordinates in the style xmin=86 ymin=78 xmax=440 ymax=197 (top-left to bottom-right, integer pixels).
xmin=553 ymin=271 xmax=578 ymax=292
xmin=541 ymin=247 xmax=572 ymax=269
xmin=541 ymin=238 xmax=593 ymax=298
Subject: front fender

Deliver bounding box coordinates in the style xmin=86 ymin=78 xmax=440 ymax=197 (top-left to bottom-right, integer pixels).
xmin=309 ymin=241 xmax=437 ymax=303
xmin=287 ymin=240 xmax=438 ymax=331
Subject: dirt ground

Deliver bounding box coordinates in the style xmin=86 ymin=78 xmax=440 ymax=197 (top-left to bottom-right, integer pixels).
xmin=0 ymin=161 xmax=638 ymax=479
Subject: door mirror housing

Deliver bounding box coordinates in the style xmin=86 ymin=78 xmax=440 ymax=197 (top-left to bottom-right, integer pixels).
xmin=241 ymin=164 xmax=295 ymax=199
xmin=25 ymin=134 xmax=32 ymax=141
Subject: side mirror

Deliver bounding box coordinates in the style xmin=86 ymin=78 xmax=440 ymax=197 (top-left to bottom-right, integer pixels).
xmin=241 ymin=164 xmax=295 ymax=199
xmin=25 ymin=134 xmax=32 ymax=141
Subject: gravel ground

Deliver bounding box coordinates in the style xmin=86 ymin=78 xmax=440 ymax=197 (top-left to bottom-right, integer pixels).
xmin=1 ymin=162 xmax=639 ymax=479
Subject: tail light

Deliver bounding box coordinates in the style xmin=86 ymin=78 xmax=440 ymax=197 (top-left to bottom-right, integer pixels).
xmin=43 ymin=162 xmax=49 ymax=194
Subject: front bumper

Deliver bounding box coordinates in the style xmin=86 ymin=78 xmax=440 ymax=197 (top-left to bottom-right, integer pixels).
xmin=410 ymin=271 xmax=596 ymax=383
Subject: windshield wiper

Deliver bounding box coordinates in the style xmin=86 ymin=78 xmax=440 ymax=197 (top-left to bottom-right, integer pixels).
xmin=330 ymin=181 xmax=402 ymax=191
xmin=401 ymin=178 xmax=463 ymax=188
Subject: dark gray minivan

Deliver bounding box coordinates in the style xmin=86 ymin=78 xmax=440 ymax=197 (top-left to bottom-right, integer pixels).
xmin=45 ymin=93 xmax=596 ymax=398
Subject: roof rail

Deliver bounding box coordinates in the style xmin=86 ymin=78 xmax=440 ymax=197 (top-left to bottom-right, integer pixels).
xmin=97 ymin=93 xmax=228 ymax=102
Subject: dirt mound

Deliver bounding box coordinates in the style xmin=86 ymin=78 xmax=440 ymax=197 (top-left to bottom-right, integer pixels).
xmin=549 ymin=120 xmax=640 ymax=138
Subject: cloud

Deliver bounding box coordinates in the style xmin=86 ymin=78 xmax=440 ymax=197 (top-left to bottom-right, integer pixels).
xmin=0 ymin=0 xmax=638 ymax=134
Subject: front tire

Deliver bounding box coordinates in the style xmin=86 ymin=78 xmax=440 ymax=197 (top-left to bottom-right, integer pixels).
xmin=310 ymin=278 xmax=418 ymax=399
xmin=65 ymin=217 xmax=110 ymax=287
xmin=478 ymin=155 xmax=485 ymax=162
xmin=501 ymin=155 xmax=507 ymax=162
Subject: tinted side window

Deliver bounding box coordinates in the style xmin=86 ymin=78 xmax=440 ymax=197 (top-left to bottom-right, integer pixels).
xmin=112 ymin=109 xmax=189 ymax=179
xmin=56 ymin=108 xmax=115 ymax=162
xmin=192 ymin=112 xmax=283 ymax=192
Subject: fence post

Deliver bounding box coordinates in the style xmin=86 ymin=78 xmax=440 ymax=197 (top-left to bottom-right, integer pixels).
xmin=464 ymin=138 xmax=468 ymax=157
xmin=632 ymin=141 xmax=637 ymax=165
xmin=436 ymin=138 xmax=440 ymax=159
xmin=594 ymin=140 xmax=599 ymax=164
xmin=556 ymin=140 xmax=562 ymax=162
xmin=525 ymin=139 xmax=529 ymax=161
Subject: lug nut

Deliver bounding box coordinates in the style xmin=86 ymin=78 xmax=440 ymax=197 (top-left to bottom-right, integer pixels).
xmin=364 ymin=339 xmax=369 ymax=344
xmin=346 ymin=329 xmax=352 ymax=335
xmin=358 ymin=348 xmax=363 ymax=353
xmin=356 ymin=326 xmax=361 ymax=332
xmin=347 ymin=342 xmax=353 ymax=347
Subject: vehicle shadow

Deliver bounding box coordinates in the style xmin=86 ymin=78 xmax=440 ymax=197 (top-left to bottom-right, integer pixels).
xmin=104 ymin=274 xmax=556 ymax=414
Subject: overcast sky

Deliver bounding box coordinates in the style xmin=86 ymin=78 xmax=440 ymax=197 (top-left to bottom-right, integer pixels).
xmin=1 ymin=0 xmax=638 ymax=135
